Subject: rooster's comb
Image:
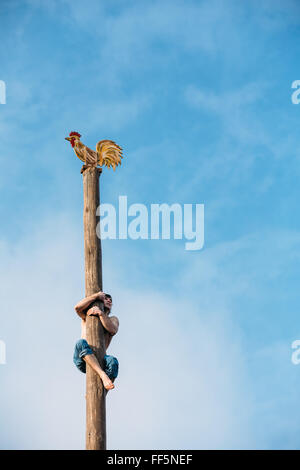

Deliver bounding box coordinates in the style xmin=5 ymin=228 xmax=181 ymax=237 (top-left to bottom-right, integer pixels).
xmin=69 ymin=131 xmax=81 ymax=138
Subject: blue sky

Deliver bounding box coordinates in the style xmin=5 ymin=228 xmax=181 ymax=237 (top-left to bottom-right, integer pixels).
xmin=1 ymin=0 xmax=300 ymax=449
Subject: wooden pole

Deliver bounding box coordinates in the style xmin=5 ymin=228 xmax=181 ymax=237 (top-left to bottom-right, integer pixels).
xmin=82 ymin=167 xmax=106 ymax=450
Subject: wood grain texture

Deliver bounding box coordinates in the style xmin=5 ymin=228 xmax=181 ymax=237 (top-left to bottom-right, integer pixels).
xmin=83 ymin=167 xmax=106 ymax=450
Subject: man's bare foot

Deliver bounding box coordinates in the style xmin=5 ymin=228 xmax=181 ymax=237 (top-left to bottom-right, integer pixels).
xmin=100 ymin=372 xmax=115 ymax=390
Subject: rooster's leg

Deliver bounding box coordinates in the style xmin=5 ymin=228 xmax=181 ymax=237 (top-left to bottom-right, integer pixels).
xmin=80 ymin=164 xmax=88 ymax=174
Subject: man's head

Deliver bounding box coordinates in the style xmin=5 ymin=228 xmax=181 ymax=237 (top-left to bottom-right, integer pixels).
xmin=103 ymin=293 xmax=112 ymax=312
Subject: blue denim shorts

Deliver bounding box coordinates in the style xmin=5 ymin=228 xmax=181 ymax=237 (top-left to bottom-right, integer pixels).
xmin=73 ymin=339 xmax=119 ymax=380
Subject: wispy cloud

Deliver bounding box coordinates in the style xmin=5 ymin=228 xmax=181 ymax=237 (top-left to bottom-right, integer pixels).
xmin=2 ymin=211 xmax=300 ymax=448
xmin=0 ymin=212 xmax=255 ymax=449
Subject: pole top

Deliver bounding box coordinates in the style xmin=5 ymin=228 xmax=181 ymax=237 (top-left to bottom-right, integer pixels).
xmin=81 ymin=166 xmax=102 ymax=175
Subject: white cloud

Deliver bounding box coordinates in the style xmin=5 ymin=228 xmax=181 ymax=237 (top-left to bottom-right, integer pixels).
xmin=0 ymin=211 xmax=256 ymax=449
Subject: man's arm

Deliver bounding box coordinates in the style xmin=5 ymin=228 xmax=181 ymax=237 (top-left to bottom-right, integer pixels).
xmin=87 ymin=307 xmax=119 ymax=335
xmin=74 ymin=292 xmax=105 ymax=319
xmin=100 ymin=314 xmax=119 ymax=336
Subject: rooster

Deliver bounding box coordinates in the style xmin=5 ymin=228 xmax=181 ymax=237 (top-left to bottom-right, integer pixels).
xmin=65 ymin=131 xmax=123 ymax=172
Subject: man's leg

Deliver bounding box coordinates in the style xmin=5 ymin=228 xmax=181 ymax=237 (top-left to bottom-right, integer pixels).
xmin=104 ymin=355 xmax=119 ymax=383
xmin=83 ymin=354 xmax=115 ymax=390
xmin=74 ymin=339 xmax=114 ymax=390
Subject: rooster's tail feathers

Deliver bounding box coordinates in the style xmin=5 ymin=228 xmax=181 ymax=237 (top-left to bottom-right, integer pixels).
xmin=96 ymin=140 xmax=123 ymax=170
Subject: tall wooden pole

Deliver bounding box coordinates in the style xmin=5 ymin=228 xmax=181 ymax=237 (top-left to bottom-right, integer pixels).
xmin=82 ymin=167 xmax=107 ymax=450
xmin=66 ymin=131 xmax=123 ymax=449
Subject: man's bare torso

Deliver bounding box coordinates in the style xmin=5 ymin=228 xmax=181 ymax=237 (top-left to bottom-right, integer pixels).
xmin=81 ymin=315 xmax=117 ymax=350
xmin=75 ymin=291 xmax=119 ymax=352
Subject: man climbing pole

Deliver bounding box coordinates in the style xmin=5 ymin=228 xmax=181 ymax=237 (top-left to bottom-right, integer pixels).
xmin=65 ymin=131 xmax=123 ymax=450
xmin=73 ymin=291 xmax=119 ymax=390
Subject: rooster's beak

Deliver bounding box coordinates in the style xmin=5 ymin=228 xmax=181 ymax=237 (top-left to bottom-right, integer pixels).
xmin=65 ymin=137 xmax=71 ymax=141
